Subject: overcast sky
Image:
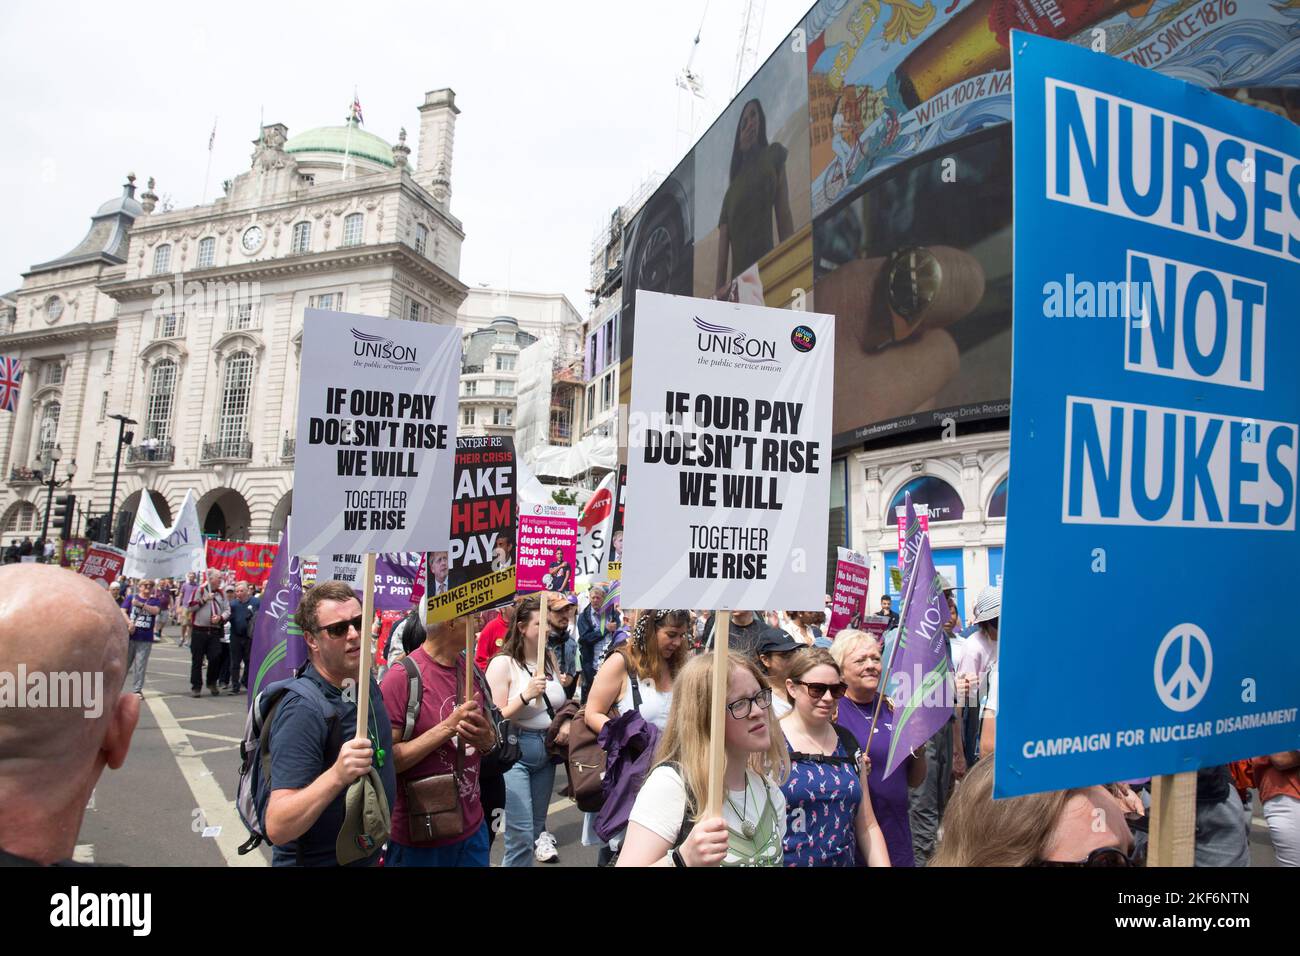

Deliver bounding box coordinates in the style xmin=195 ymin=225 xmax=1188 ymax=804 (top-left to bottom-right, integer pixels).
xmin=1 ymin=0 xmax=815 ymax=314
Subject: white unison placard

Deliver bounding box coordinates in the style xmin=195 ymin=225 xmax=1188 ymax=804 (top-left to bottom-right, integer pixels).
xmin=293 ymin=309 xmax=461 ymax=561
xmin=621 ymin=291 xmax=834 ymax=610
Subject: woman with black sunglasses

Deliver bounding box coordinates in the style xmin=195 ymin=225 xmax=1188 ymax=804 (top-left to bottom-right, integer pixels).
xmin=931 ymin=759 xmax=1143 ymax=867
xmin=779 ymin=648 xmax=890 ymax=867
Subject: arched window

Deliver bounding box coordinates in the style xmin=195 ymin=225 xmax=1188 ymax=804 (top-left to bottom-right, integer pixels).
xmin=197 ymin=237 xmax=216 ymax=268
xmin=886 ymin=475 xmax=965 ymax=525
xmin=147 ymin=359 xmax=177 ymax=443
xmin=987 ymin=476 xmax=1008 ymax=519
xmin=3 ymin=502 xmax=38 ymax=534
xmin=217 ymin=352 xmax=253 ymax=451
xmin=343 ymin=213 xmax=364 ymax=246
xmin=291 ymin=222 xmax=312 ymax=254
xmin=152 ymin=244 xmax=172 ymax=274
xmin=37 ymin=400 xmax=60 ymax=462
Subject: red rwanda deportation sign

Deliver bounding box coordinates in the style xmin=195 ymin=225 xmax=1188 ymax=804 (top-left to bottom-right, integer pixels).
xmin=205 ymin=540 xmax=280 ymax=587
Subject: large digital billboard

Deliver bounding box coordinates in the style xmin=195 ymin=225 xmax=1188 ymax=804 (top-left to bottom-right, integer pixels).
xmin=621 ymin=0 xmax=1300 ymax=449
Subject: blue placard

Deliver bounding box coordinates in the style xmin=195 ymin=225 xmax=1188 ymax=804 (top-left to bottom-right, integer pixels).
xmin=999 ymin=33 xmax=1300 ymax=798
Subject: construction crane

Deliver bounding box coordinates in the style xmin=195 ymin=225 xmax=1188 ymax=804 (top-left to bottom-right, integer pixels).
xmin=675 ymin=0 xmax=710 ymax=151
xmin=732 ymin=0 xmax=766 ymax=96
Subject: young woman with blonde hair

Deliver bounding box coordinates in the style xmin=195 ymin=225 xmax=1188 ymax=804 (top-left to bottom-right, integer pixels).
xmin=618 ymin=651 xmax=791 ymax=866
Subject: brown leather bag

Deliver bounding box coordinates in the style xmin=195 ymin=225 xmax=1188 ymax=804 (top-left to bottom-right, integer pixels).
xmin=402 ymin=664 xmax=466 ymax=843
xmin=565 ymin=673 xmax=641 ymax=813
xmin=404 ymin=769 xmax=463 ymax=841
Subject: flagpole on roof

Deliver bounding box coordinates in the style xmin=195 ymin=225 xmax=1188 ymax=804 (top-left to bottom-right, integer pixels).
xmin=342 ymin=87 xmax=360 ymax=182
xmin=201 ymin=116 xmax=218 ymax=205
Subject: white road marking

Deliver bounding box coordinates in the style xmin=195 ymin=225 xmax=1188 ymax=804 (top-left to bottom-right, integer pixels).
xmin=190 ymin=745 xmax=240 ymax=757
xmin=144 ymin=692 xmax=266 ymax=867
xmin=548 ymin=797 xmax=574 ymax=816
xmin=176 ymin=713 xmax=238 ymax=723
xmin=182 ymin=729 xmax=243 ymax=744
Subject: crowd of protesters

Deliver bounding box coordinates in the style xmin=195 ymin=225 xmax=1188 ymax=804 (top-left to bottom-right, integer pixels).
xmin=92 ymin=569 xmax=264 ymax=701
xmin=2 ymin=562 xmax=1296 ymax=871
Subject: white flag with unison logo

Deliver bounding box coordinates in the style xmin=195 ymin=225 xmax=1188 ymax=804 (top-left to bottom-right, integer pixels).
xmin=123 ymin=489 xmax=206 ymax=579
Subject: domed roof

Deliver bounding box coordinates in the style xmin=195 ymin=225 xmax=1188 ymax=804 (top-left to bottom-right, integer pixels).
xmin=96 ymin=192 xmax=144 ymax=218
xmin=284 ymin=120 xmax=395 ymax=168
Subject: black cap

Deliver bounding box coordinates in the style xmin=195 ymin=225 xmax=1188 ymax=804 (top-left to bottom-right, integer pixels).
xmin=755 ymin=628 xmax=802 ymax=655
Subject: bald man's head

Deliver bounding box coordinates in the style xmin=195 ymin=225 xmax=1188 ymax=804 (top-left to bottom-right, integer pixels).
xmin=0 ymin=565 xmax=130 ymax=761
xmin=0 ymin=566 xmax=139 ymax=863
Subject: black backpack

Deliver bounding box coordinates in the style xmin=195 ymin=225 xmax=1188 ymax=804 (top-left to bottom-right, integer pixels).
xmin=396 ymin=651 xmax=519 ymax=774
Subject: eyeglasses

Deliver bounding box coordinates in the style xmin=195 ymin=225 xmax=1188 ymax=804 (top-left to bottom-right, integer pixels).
xmin=726 ymin=687 xmax=773 ymax=719
xmin=794 ymin=680 xmax=847 ymax=701
xmin=316 ymin=615 xmax=363 ymax=640
xmin=1034 ymin=844 xmax=1145 ymax=867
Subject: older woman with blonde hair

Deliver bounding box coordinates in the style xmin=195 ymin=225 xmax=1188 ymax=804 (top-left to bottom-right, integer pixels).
xmin=830 ymin=629 xmax=926 ymax=866
xmin=931 ymin=759 xmax=1142 ymax=866
xmin=618 ymin=651 xmax=790 ymax=866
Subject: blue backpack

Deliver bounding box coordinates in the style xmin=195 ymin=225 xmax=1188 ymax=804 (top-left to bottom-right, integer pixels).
xmin=235 ymin=662 xmax=342 ymax=857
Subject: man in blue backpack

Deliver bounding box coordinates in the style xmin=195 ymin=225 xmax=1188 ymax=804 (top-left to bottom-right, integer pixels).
xmin=262 ymin=580 xmax=397 ymax=866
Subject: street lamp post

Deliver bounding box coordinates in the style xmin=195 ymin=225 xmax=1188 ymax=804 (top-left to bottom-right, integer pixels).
xmin=37 ymin=445 xmax=76 ymax=561
xmin=106 ymin=414 xmax=137 ymax=545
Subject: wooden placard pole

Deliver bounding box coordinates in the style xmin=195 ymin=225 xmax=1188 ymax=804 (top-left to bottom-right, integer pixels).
xmin=538 ymin=590 xmax=551 ymax=677
xmin=464 ymin=616 xmax=475 ymax=702
xmin=354 ymin=552 xmax=377 ymax=740
xmin=706 ymin=610 xmax=732 ymax=818
xmin=1148 ymin=772 xmax=1196 ymax=866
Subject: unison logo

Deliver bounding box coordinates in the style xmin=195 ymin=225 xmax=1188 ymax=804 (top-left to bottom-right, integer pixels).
xmin=351 ymin=328 xmax=417 ymax=364
xmin=692 ymin=316 xmax=779 ymax=364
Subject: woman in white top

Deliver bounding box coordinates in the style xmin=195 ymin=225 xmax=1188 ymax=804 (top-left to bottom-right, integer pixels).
xmin=619 ymin=651 xmax=791 ymax=867
xmin=583 ymin=609 xmax=688 ymax=862
xmin=486 ymin=594 xmax=568 ymax=866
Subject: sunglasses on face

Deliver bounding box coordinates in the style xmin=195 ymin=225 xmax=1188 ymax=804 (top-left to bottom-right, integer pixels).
xmin=317 ymin=615 xmax=363 ymax=640
xmin=726 ymin=687 xmax=773 ymax=719
xmin=1034 ymin=844 xmax=1145 ymax=867
xmin=794 ymin=680 xmax=847 ymax=701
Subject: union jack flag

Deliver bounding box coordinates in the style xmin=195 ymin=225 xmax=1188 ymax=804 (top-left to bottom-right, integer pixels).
xmin=350 ymin=95 xmax=364 ymax=125
xmin=0 ymin=356 xmax=22 ymax=413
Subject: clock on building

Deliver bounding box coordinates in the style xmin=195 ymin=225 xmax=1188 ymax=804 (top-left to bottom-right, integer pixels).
xmin=241 ymin=225 xmax=265 ymax=253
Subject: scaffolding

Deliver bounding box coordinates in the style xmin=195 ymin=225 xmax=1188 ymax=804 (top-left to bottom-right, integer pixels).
xmin=588 ymin=173 xmax=663 ymax=299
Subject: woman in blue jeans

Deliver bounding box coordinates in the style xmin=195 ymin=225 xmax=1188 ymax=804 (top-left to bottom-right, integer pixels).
xmin=486 ymin=594 xmax=568 ymax=866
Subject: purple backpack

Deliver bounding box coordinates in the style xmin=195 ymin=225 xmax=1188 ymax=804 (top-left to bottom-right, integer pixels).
xmin=594 ymin=705 xmax=661 ymax=844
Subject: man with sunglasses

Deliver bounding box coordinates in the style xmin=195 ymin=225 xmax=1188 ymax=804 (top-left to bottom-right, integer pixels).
xmin=262 ymin=580 xmax=397 ymax=867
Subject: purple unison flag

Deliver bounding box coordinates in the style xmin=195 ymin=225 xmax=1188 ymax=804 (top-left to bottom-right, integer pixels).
xmin=881 ymin=492 xmax=953 ymax=779
xmin=248 ymin=521 xmax=306 ymax=702
xmin=373 ymin=553 xmax=424 ymax=611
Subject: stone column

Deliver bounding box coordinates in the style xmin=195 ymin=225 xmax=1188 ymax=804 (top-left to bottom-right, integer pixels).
xmin=9 ymin=356 xmax=39 ymax=471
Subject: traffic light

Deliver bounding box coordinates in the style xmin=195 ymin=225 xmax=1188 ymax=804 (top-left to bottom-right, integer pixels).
xmin=84 ymin=515 xmax=102 ymax=542
xmin=52 ymin=494 xmax=76 ymax=540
